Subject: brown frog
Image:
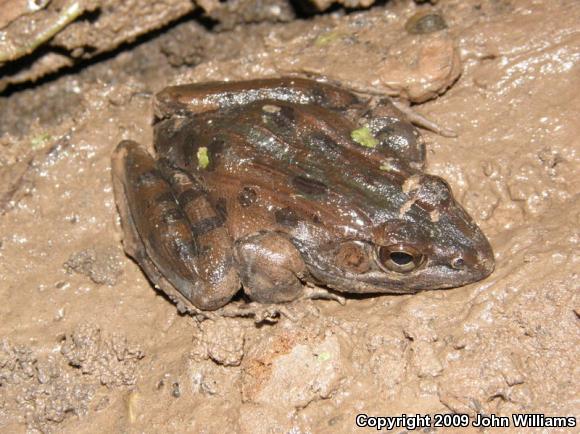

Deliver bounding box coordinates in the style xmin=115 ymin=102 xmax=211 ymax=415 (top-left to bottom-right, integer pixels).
xmin=111 ymin=78 xmax=494 ymax=312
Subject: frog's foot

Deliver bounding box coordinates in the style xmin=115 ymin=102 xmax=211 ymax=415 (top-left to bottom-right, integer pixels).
xmin=111 ymin=140 xmax=240 ymax=312
xmin=303 ymin=283 xmax=346 ymax=305
xmin=391 ymin=100 xmax=457 ymax=138
xmin=218 ymin=302 xmax=297 ymax=323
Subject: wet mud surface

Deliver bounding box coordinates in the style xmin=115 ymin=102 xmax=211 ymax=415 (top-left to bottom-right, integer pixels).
xmin=1 ymin=0 xmax=579 ymax=432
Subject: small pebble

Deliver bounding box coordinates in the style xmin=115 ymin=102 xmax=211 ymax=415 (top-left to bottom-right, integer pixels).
xmin=405 ymin=12 xmax=447 ymax=34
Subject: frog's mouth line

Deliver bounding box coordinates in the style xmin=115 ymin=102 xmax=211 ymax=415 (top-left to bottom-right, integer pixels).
xmin=302 ymin=257 xmax=493 ymax=295
xmin=303 ymin=264 xmax=420 ymax=294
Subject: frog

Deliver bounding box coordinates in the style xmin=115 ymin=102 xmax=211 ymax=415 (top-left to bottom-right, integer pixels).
xmin=111 ymin=77 xmax=494 ymax=313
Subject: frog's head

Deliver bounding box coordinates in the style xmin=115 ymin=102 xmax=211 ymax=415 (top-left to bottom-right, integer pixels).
xmin=305 ymin=174 xmax=494 ymax=294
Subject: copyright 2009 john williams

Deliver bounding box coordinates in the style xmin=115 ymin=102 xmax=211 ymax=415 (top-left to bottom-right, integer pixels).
xmin=355 ymin=413 xmax=577 ymax=430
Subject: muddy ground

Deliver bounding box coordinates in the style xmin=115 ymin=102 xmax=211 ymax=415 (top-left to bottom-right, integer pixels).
xmin=0 ymin=0 xmax=579 ymax=432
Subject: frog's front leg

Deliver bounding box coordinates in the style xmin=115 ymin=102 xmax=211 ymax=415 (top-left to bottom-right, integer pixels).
xmin=111 ymin=141 xmax=240 ymax=311
xmin=234 ymin=232 xmax=307 ymax=304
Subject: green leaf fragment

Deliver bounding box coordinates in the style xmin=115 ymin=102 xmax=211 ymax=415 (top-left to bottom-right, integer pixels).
xmin=314 ymin=31 xmax=341 ymax=47
xmin=317 ymin=352 xmax=332 ymax=362
xmin=30 ymin=133 xmax=52 ymax=150
xmin=351 ymin=126 xmax=378 ymax=148
xmin=197 ymin=147 xmax=209 ymax=169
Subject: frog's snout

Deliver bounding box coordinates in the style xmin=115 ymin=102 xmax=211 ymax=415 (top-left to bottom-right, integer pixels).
xmin=422 ymin=204 xmax=495 ymax=288
xmin=446 ymin=233 xmax=495 ymax=284
xmin=474 ymin=238 xmax=495 ymax=278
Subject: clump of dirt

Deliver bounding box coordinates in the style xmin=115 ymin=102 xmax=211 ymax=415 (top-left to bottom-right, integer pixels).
xmin=203 ymin=0 xmax=296 ymax=30
xmin=0 ymin=0 xmax=578 ymax=432
xmin=190 ymin=318 xmax=246 ymax=367
xmin=0 ymin=0 xmax=371 ymax=91
xmin=64 ymin=245 xmax=124 ymax=286
xmin=0 ymin=0 xmax=195 ymax=91
xmin=0 ymin=325 xmax=143 ymax=432
xmin=60 ymin=324 xmax=144 ymax=386
xmin=158 ymin=21 xmax=209 ymax=67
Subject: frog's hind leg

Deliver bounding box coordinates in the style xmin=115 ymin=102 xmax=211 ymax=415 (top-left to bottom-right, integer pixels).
xmin=111 ymin=140 xmax=240 ymax=311
xmin=154 ymin=77 xmax=364 ymax=120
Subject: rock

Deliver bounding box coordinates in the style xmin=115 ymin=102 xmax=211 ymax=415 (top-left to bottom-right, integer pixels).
xmin=242 ymin=327 xmax=342 ymax=409
xmin=191 ymin=318 xmax=246 ymax=367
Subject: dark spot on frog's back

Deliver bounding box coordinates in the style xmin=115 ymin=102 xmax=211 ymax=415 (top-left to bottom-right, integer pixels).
xmin=303 ymin=132 xmax=341 ymax=159
xmin=309 ymin=85 xmax=324 ymax=101
xmin=215 ymin=197 xmax=228 ymax=221
xmin=279 ymin=105 xmax=296 ymax=123
xmin=177 ymin=188 xmax=206 ymax=207
xmin=190 ymin=216 xmax=224 ymax=237
xmin=199 ymin=138 xmax=225 ymax=172
xmin=292 ymin=175 xmax=328 ymax=197
xmin=261 ymin=104 xmax=296 ymax=135
xmin=274 ymin=207 xmax=300 ymax=227
xmin=154 ymin=117 xmax=198 ymax=160
xmin=311 ymin=86 xmax=335 ymax=107
xmin=238 ymin=187 xmax=257 ymax=207
xmin=208 ymin=138 xmax=225 ymax=155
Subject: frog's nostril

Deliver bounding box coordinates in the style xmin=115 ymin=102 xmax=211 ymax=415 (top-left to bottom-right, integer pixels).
xmin=451 ymin=257 xmax=466 ymax=270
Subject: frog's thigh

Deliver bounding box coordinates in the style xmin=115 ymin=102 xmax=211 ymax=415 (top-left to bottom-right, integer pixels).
xmin=234 ymin=232 xmax=306 ymax=304
xmin=111 ymin=140 xmax=240 ymax=311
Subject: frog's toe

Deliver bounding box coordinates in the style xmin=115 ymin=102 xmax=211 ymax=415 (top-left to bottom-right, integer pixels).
xmin=303 ymin=283 xmax=346 ymax=305
xmin=391 ymin=100 xmax=457 ymax=138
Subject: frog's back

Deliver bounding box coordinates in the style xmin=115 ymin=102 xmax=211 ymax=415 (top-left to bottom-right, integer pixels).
xmin=153 ymin=100 xmax=414 ymax=241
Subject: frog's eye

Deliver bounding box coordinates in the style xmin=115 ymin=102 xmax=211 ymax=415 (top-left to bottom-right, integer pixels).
xmin=376 ymin=245 xmax=424 ymax=273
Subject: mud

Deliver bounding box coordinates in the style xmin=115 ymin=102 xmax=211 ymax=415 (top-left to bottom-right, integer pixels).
xmin=0 ymin=0 xmax=194 ymax=91
xmin=0 ymin=0 xmax=579 ymax=432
